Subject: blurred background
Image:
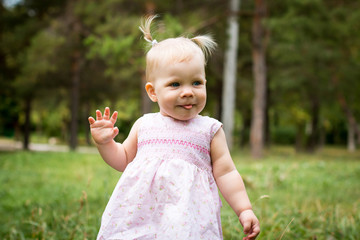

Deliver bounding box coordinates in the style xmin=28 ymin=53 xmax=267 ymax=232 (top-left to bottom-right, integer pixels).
xmin=1 ymin=0 xmax=359 ymax=157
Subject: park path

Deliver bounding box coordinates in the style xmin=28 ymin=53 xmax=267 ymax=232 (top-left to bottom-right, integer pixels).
xmin=0 ymin=138 xmax=98 ymax=154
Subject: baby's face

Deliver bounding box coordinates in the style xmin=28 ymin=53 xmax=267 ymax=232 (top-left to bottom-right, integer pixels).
xmin=150 ymin=54 xmax=207 ymax=121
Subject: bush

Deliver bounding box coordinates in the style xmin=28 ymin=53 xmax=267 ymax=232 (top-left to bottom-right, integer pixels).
xmin=270 ymin=126 xmax=296 ymax=144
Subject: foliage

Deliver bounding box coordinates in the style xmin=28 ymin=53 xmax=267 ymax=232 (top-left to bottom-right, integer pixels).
xmin=0 ymin=148 xmax=359 ymax=239
xmin=1 ymin=0 xmax=360 ymax=150
xmin=14 ymin=28 xmax=66 ymax=95
xmin=266 ymin=0 xmax=360 ymax=149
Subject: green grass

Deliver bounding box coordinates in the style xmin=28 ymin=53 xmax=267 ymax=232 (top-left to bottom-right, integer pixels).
xmin=0 ymin=147 xmax=359 ymax=239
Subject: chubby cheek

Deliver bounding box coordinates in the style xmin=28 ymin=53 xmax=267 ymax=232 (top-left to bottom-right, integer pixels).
xmin=199 ymin=91 xmax=207 ymax=106
xmin=158 ymin=94 xmax=177 ymax=111
xmin=160 ymin=92 xmax=177 ymax=104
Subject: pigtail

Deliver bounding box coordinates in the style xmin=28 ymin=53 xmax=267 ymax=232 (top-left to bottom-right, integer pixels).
xmin=139 ymin=15 xmax=158 ymax=46
xmin=191 ymin=35 xmax=217 ymax=60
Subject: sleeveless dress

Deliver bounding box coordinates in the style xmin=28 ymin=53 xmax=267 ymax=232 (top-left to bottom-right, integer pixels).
xmin=97 ymin=113 xmax=223 ymax=240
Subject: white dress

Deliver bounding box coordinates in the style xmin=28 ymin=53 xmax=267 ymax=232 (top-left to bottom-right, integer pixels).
xmin=97 ymin=113 xmax=223 ymax=240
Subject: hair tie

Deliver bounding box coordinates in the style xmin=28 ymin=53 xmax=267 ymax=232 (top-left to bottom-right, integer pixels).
xmin=143 ymin=37 xmax=158 ymax=47
xmin=151 ymin=39 xmax=158 ymax=46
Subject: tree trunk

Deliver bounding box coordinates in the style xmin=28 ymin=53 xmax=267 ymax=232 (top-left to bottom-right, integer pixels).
xmin=341 ymin=100 xmax=358 ymax=152
xmin=221 ymin=0 xmax=240 ymax=149
xmin=347 ymin=119 xmax=356 ymax=152
xmin=295 ymin=124 xmax=305 ymax=152
xmin=84 ymin=102 xmax=92 ymax=146
xmin=306 ymin=96 xmax=320 ymax=152
xmin=332 ymin=75 xmax=359 ymax=152
xmin=250 ymin=0 xmax=267 ymax=159
xmin=23 ymin=96 xmax=32 ymax=150
xmin=70 ymin=48 xmax=81 ymax=150
xmin=264 ymin=77 xmax=270 ymax=147
xmin=66 ymin=0 xmax=83 ymax=151
xmin=357 ymin=124 xmax=360 ymax=146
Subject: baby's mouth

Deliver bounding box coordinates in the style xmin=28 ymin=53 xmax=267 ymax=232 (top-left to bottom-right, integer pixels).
xmin=181 ymin=104 xmax=193 ymax=110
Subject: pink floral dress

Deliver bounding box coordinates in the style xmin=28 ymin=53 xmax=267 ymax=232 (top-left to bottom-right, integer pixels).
xmin=97 ymin=113 xmax=223 ymax=240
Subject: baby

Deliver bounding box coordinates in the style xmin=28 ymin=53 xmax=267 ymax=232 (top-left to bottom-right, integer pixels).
xmin=89 ymin=15 xmax=260 ymax=240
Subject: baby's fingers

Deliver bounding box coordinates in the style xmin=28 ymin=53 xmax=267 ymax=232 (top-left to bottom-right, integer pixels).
xmin=243 ymin=221 xmax=251 ymax=235
xmin=244 ymin=222 xmax=260 ymax=240
xmin=96 ymin=110 xmax=103 ymax=121
xmin=88 ymin=116 xmax=96 ymax=125
xmin=112 ymin=127 xmax=119 ymax=138
xmin=110 ymin=111 xmax=118 ymax=124
xmin=103 ymin=107 xmax=111 ymax=120
xmin=248 ymin=227 xmax=260 ymax=239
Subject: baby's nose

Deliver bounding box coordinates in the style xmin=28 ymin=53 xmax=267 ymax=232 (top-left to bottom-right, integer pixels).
xmin=180 ymin=87 xmax=194 ymax=98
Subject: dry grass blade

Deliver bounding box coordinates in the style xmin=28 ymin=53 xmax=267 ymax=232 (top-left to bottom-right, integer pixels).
xmin=278 ymin=217 xmax=295 ymax=240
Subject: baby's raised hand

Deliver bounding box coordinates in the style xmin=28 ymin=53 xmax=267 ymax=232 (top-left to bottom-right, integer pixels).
xmin=239 ymin=209 xmax=260 ymax=240
xmin=88 ymin=107 xmax=119 ymax=145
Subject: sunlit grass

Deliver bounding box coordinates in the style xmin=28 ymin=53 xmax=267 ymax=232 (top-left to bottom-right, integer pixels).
xmin=225 ymin=147 xmax=360 ymax=239
xmin=0 ymin=147 xmax=359 ymax=239
xmin=0 ymin=151 xmax=119 ymax=239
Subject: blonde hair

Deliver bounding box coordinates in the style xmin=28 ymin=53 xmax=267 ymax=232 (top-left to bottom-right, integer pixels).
xmin=139 ymin=15 xmax=217 ymax=82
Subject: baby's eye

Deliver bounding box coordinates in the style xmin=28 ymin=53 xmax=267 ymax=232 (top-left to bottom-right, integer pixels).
xmin=170 ymin=82 xmax=180 ymax=87
xmin=193 ymin=81 xmax=202 ymax=86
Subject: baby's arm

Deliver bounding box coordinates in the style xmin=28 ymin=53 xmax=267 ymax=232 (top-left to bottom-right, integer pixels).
xmin=211 ymin=128 xmax=260 ymax=240
xmin=88 ymin=107 xmax=139 ymax=172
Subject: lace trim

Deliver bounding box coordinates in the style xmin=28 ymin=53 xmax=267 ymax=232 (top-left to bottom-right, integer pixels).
xmin=138 ymin=138 xmax=210 ymax=155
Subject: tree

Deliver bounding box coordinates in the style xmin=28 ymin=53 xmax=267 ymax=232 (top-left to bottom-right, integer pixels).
xmin=63 ymin=0 xmax=84 ymax=150
xmin=1 ymin=0 xmax=65 ymax=149
xmin=221 ymin=0 xmax=240 ymax=149
xmin=14 ymin=28 xmax=66 ymax=149
xmin=250 ymin=0 xmax=267 ymax=158
xmin=328 ymin=1 xmax=360 ymax=151
xmin=266 ymin=0 xmax=360 ymax=151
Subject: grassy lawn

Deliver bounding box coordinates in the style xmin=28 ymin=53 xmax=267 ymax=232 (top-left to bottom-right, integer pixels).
xmin=0 ymin=147 xmax=359 ymax=239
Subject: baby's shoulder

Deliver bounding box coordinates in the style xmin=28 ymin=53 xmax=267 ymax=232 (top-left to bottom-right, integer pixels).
xmin=140 ymin=112 xmax=162 ymax=123
xmin=195 ymin=115 xmax=222 ymax=126
xmin=136 ymin=112 xmax=161 ymax=129
xmin=194 ymin=115 xmax=223 ymax=139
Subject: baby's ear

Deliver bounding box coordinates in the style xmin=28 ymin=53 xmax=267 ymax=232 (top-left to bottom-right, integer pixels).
xmin=145 ymin=82 xmax=157 ymax=102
